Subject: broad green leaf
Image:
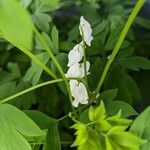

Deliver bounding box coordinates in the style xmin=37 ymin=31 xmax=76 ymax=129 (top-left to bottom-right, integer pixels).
xmin=24 ymin=110 xmax=56 ymax=129
xmin=100 ymin=89 xmax=118 ymax=102
xmin=0 ymin=0 xmax=33 ymax=50
xmin=43 ymin=121 xmax=61 ymax=150
xmin=0 ymin=118 xmax=32 ymax=150
xmin=0 ymin=104 xmax=44 ymax=137
xmin=106 ymin=101 xmax=138 ymax=117
xmin=119 ymin=56 xmax=150 ymax=71
xmin=24 ymin=52 xmax=49 ymax=85
xmin=105 ymin=68 xmax=141 ymax=103
xmin=130 ymin=107 xmax=150 ymax=150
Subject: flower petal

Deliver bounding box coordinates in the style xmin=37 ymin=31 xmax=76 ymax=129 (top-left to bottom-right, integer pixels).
xmin=67 ymin=63 xmax=80 ymax=77
xmin=67 ymin=42 xmax=84 ymax=67
xmin=79 ymin=16 xmax=93 ymax=46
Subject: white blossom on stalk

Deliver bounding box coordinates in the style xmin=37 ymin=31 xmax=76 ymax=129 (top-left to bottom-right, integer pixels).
xmin=67 ymin=42 xmax=84 ymax=67
xmin=70 ymin=81 xmax=89 ymax=107
xmin=79 ymin=61 xmax=90 ymax=77
xmin=66 ymin=61 xmax=90 ymax=78
xmin=79 ymin=16 xmax=93 ymax=46
xmin=66 ymin=63 xmax=81 ymax=77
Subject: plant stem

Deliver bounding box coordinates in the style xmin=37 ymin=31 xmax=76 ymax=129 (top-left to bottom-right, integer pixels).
xmin=0 ymin=77 xmax=85 ymax=105
xmin=0 ymin=79 xmax=63 ymax=104
xmin=33 ymin=27 xmax=77 ymax=117
xmin=95 ymin=0 xmax=145 ymax=95
xmin=82 ymin=41 xmax=89 ymax=91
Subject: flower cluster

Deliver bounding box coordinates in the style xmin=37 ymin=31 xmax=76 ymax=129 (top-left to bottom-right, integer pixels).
xmin=66 ymin=16 xmax=93 ymax=107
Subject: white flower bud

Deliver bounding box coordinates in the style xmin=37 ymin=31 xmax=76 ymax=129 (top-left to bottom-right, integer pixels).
xmin=79 ymin=16 xmax=93 ymax=46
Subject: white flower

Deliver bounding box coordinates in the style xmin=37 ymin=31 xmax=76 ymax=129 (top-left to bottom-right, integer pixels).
xmin=79 ymin=61 xmax=90 ymax=77
xmin=79 ymin=16 xmax=93 ymax=46
xmin=67 ymin=42 xmax=84 ymax=67
xmin=66 ymin=61 xmax=90 ymax=78
xmin=66 ymin=63 xmax=81 ymax=77
xmin=70 ymin=81 xmax=89 ymax=107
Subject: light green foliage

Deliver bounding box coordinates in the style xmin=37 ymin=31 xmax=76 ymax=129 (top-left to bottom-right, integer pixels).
xmin=0 ymin=118 xmax=32 ymax=150
xmin=71 ymin=122 xmax=102 ymax=150
xmin=130 ymin=107 xmax=150 ymax=150
xmin=0 ymin=104 xmax=44 ymax=137
xmin=0 ymin=0 xmax=33 ymax=50
xmin=73 ymin=102 xmax=143 ymax=150
xmin=89 ymin=102 xmax=111 ymax=131
xmin=105 ymin=126 xmax=144 ymax=150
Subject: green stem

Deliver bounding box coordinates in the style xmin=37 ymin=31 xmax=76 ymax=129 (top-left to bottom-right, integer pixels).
xmin=95 ymin=0 xmax=145 ymax=94
xmin=82 ymin=41 xmax=89 ymax=91
xmin=0 ymin=79 xmax=63 ymax=104
xmin=33 ymin=27 xmax=77 ymax=116
xmin=0 ymin=77 xmax=85 ymax=105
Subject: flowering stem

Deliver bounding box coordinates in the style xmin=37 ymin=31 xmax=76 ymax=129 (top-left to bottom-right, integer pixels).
xmin=0 ymin=79 xmax=63 ymax=104
xmin=33 ymin=27 xmax=77 ymax=117
xmin=95 ymin=0 xmax=145 ymax=95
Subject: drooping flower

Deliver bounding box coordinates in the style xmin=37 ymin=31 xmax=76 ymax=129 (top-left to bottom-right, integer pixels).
xmin=67 ymin=42 xmax=84 ymax=67
xmin=66 ymin=63 xmax=81 ymax=77
xmin=79 ymin=61 xmax=90 ymax=77
xmin=70 ymin=81 xmax=89 ymax=108
xmin=79 ymin=16 xmax=93 ymax=46
xmin=66 ymin=61 xmax=90 ymax=78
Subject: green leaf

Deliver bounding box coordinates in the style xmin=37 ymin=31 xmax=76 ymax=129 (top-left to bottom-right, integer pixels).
xmin=100 ymin=89 xmax=118 ymax=102
xmin=36 ymin=27 xmax=59 ymax=54
xmin=0 ymin=104 xmax=44 ymax=137
xmin=24 ymin=52 xmax=49 ymax=85
xmin=106 ymin=111 xmax=132 ymax=127
xmin=0 ymin=118 xmax=32 ymax=150
xmin=0 ymin=82 xmax=16 ymax=100
xmin=105 ymin=68 xmax=141 ymax=103
xmin=0 ymin=0 xmax=33 ymax=50
xmin=106 ymin=101 xmax=138 ymax=117
xmin=32 ymin=2 xmax=52 ymax=32
xmin=43 ymin=121 xmax=61 ymax=150
xmin=106 ymin=126 xmax=144 ymax=150
xmin=130 ymin=107 xmax=150 ymax=149
xmin=24 ymin=110 xmax=56 ymax=129
xmin=119 ymin=56 xmax=150 ymax=71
